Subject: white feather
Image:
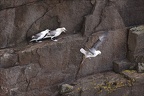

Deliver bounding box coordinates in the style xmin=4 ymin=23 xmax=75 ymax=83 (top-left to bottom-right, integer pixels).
xmin=44 ymin=27 xmax=67 ymax=41
xmin=80 ymin=48 xmax=87 ymax=56
xmin=30 ymin=29 xmax=50 ymax=42
xmin=80 ymin=48 xmax=101 ymax=59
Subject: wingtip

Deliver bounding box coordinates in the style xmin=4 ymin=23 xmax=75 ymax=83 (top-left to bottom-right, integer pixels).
xmin=48 ymin=28 xmax=52 ymax=31
xmin=30 ymin=39 xmax=34 ymax=42
xmin=80 ymin=48 xmax=86 ymax=54
xmin=80 ymin=48 xmax=84 ymax=52
xmin=99 ymin=32 xmax=108 ymax=41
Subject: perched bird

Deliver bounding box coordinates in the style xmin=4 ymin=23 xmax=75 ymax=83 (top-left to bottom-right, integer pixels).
xmin=44 ymin=27 xmax=67 ymax=41
xmin=80 ymin=32 xmax=108 ymax=59
xmin=30 ymin=29 xmax=50 ymax=42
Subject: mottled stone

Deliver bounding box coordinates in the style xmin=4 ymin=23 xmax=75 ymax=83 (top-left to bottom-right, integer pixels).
xmin=0 ymin=0 xmax=93 ymax=48
xmin=122 ymin=70 xmax=144 ymax=85
xmin=95 ymin=3 xmax=125 ymax=31
xmin=113 ymin=59 xmax=132 ymax=73
xmin=0 ymin=1 xmax=47 ymax=48
xmin=0 ymin=0 xmax=38 ymax=10
xmin=0 ymin=0 xmax=144 ymax=95
xmin=60 ymin=84 xmax=74 ymax=94
xmin=131 ymin=84 xmax=144 ymax=96
xmin=18 ymin=34 xmax=84 ymax=86
xmin=127 ymin=25 xmax=144 ymax=64
xmin=63 ymin=72 xmax=131 ymax=96
xmin=128 ymin=25 xmax=144 ymax=52
xmin=0 ymin=49 xmax=18 ymax=68
xmin=82 ymin=0 xmax=107 ymax=36
xmin=119 ymin=0 xmax=144 ymax=26
xmin=0 ymin=9 xmax=15 ymax=48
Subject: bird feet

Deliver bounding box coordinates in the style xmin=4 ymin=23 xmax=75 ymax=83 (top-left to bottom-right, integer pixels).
xmin=52 ymin=39 xmax=58 ymax=42
xmin=35 ymin=40 xmax=42 ymax=43
xmin=51 ymin=37 xmax=58 ymax=42
xmin=38 ymin=41 xmax=42 ymax=43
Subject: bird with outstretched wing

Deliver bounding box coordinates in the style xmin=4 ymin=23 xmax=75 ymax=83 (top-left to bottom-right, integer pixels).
xmin=80 ymin=32 xmax=108 ymax=59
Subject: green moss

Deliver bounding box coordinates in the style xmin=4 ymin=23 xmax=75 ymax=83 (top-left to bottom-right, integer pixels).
xmin=122 ymin=70 xmax=136 ymax=73
xmin=130 ymin=25 xmax=144 ymax=31
xmin=77 ymin=87 xmax=82 ymax=92
xmin=95 ymin=81 xmax=126 ymax=94
xmin=121 ymin=70 xmax=136 ymax=86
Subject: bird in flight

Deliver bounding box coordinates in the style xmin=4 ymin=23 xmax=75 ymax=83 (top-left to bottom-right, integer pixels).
xmin=80 ymin=32 xmax=108 ymax=59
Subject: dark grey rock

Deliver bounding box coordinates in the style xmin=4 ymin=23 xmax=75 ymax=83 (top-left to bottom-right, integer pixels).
xmin=121 ymin=70 xmax=144 ymax=85
xmin=63 ymin=72 xmax=131 ymax=96
xmin=128 ymin=25 xmax=144 ymax=53
xmin=0 ymin=0 xmax=144 ymax=95
xmin=127 ymin=25 xmax=144 ymax=72
xmin=113 ymin=59 xmax=132 ymax=73
xmin=0 ymin=49 xmax=18 ymax=68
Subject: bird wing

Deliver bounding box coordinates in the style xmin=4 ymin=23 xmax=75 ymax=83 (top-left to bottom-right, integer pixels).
xmin=91 ymin=32 xmax=108 ymax=50
xmin=48 ymin=30 xmax=57 ymax=36
xmin=32 ymin=33 xmax=42 ymax=39
xmin=89 ymin=48 xmax=96 ymax=55
xmin=43 ymin=30 xmax=56 ymax=39
xmin=30 ymin=34 xmax=41 ymax=42
xmin=80 ymin=48 xmax=87 ymax=56
xmin=32 ymin=30 xmax=48 ymax=39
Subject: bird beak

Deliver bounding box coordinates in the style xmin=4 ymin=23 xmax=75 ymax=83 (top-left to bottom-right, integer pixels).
xmin=63 ymin=29 xmax=67 ymax=33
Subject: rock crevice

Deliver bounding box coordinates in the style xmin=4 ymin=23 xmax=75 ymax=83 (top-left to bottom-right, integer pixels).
xmin=0 ymin=0 xmax=144 ymax=95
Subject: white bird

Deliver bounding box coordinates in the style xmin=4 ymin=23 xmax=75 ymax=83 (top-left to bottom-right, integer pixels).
xmin=30 ymin=29 xmax=50 ymax=42
xmin=44 ymin=27 xmax=67 ymax=41
xmin=80 ymin=32 xmax=108 ymax=59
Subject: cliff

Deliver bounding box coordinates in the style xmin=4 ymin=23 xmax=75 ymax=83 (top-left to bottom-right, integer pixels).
xmin=0 ymin=0 xmax=144 ymax=96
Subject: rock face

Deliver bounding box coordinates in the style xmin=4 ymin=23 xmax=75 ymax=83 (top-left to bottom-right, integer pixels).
xmin=128 ymin=25 xmax=144 ymax=55
xmin=0 ymin=0 xmax=144 ymax=95
xmin=113 ymin=59 xmax=132 ymax=73
xmin=62 ymin=71 xmax=144 ymax=96
xmin=127 ymin=25 xmax=144 ymax=72
xmin=0 ymin=0 xmax=93 ymax=48
xmin=119 ymin=0 xmax=144 ymax=26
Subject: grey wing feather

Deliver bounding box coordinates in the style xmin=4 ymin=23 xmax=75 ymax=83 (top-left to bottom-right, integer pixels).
xmin=92 ymin=32 xmax=108 ymax=50
xmin=32 ymin=33 xmax=42 ymax=39
xmin=48 ymin=30 xmax=56 ymax=36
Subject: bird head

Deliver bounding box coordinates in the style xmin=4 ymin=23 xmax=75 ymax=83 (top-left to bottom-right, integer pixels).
xmin=44 ymin=29 xmax=50 ymax=34
xmin=61 ymin=27 xmax=67 ymax=33
xmin=97 ymin=50 xmax=101 ymax=55
xmin=47 ymin=29 xmax=50 ymax=32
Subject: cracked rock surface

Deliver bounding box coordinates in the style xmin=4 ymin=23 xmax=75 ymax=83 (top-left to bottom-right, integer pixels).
xmin=0 ymin=0 xmax=144 ymax=95
xmin=62 ymin=71 xmax=144 ymax=96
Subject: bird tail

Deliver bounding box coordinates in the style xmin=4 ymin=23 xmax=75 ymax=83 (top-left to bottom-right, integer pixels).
xmin=30 ymin=39 xmax=35 ymax=42
xmin=80 ymin=48 xmax=87 ymax=56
